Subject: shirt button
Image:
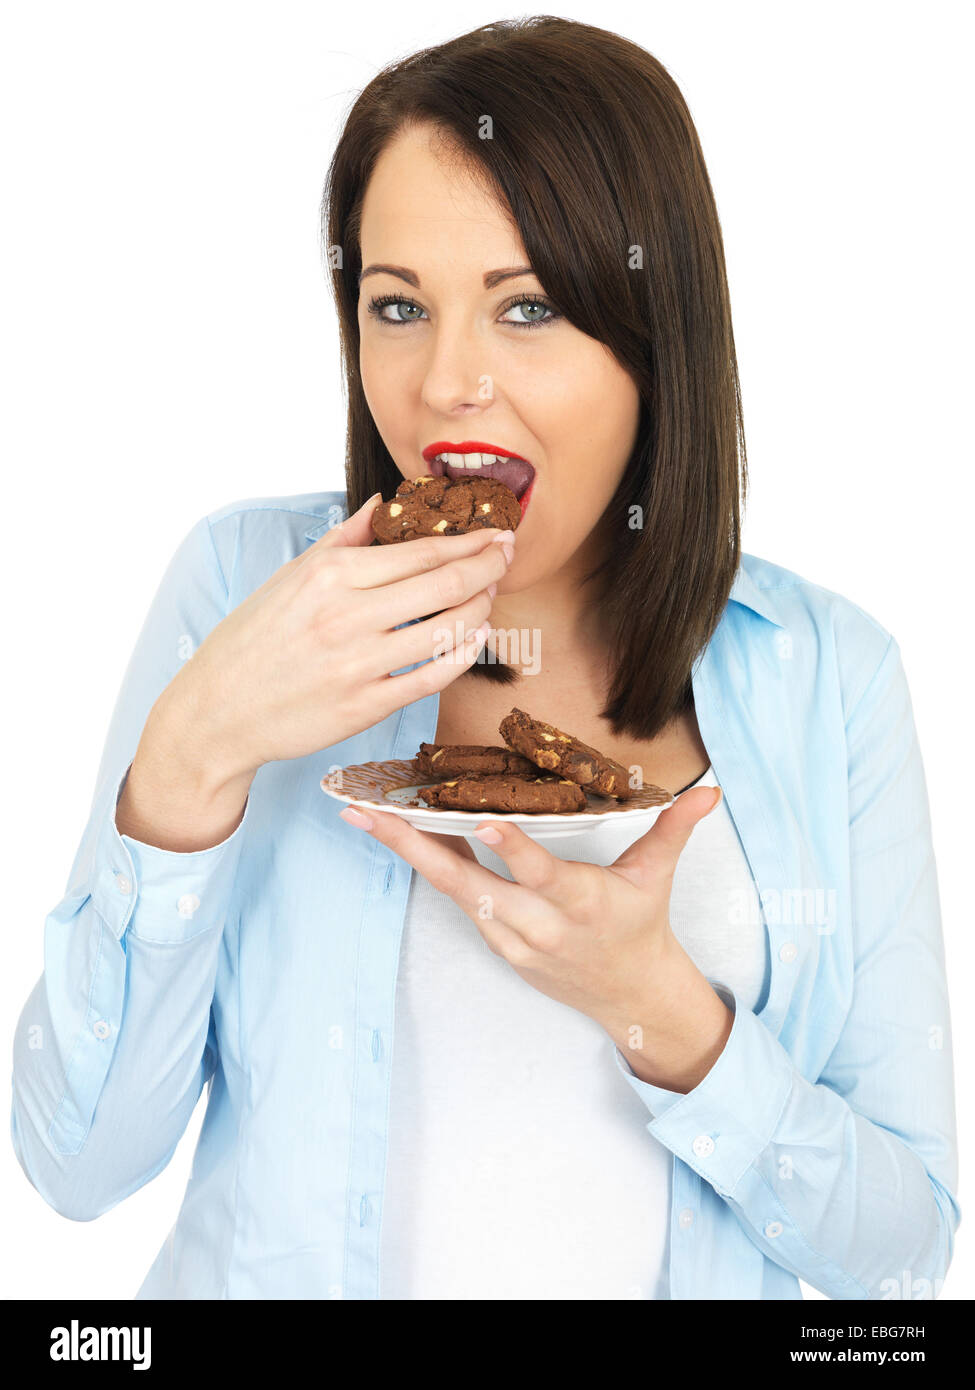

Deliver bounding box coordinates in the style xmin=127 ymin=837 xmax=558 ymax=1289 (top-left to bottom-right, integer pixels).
xmin=115 ymin=873 xmax=132 ymax=894
xmin=764 ymin=1220 xmax=784 ymax=1238
xmin=92 ymin=1020 xmax=111 ymax=1039
xmin=692 ymin=1134 xmax=715 ymax=1158
xmin=778 ymin=942 xmax=798 ymax=963
xmin=177 ymin=893 xmax=201 ymax=919
xmin=678 ymin=1208 xmax=695 ymax=1228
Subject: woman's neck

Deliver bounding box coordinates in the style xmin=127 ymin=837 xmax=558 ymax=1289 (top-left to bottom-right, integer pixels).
xmin=486 ymin=538 xmax=612 ymax=680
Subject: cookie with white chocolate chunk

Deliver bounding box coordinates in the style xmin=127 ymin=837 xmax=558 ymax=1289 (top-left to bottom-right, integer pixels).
xmin=415 ymin=742 xmax=539 ymax=780
xmin=371 ymin=474 xmax=521 ymax=544
xmin=417 ymin=772 xmax=586 ymax=813
xmin=498 ymin=707 xmax=641 ymax=800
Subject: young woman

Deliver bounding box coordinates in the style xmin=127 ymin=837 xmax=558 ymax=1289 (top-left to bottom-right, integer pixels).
xmin=11 ymin=17 xmax=960 ymax=1300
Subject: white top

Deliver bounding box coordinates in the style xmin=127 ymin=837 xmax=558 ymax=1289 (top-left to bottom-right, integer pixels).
xmin=379 ymin=766 xmax=769 ymax=1300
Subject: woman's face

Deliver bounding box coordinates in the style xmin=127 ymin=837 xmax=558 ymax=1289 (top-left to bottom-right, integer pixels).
xmin=356 ymin=122 xmax=640 ymax=592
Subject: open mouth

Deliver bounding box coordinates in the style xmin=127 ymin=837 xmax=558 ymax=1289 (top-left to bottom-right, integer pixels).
xmin=422 ymin=441 xmax=537 ymax=516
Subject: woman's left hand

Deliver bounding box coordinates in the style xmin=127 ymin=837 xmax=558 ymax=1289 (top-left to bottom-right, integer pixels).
xmin=339 ymin=783 xmax=733 ymax=1090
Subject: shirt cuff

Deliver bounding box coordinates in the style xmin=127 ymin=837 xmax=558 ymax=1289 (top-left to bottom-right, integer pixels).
xmin=612 ymin=980 xmax=794 ymax=1196
xmin=90 ymin=762 xmax=250 ymax=944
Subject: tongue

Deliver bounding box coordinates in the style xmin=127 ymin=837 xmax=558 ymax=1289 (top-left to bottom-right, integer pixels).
xmin=444 ymin=457 xmax=534 ymax=500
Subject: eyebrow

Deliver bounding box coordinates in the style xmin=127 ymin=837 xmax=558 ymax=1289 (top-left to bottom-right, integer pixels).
xmin=357 ymin=264 xmax=537 ymax=290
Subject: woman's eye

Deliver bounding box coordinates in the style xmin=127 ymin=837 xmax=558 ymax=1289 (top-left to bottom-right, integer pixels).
xmin=499 ymin=296 xmax=560 ymax=329
xmin=364 ymin=292 xmax=561 ymax=331
xmin=366 ymin=295 xmax=426 ymax=326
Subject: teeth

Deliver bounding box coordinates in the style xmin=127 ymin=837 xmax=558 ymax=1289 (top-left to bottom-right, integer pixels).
xmin=435 ymin=451 xmax=510 ymax=469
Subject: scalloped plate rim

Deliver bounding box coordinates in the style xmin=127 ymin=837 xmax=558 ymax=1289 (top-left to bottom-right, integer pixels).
xmin=320 ymin=758 xmax=674 ymax=838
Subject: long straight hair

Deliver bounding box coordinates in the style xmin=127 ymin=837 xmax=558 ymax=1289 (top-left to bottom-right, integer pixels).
xmin=321 ymin=15 xmax=747 ymax=741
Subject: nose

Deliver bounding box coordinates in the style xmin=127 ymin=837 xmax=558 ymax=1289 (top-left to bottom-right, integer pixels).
xmin=420 ymin=317 xmax=498 ymax=417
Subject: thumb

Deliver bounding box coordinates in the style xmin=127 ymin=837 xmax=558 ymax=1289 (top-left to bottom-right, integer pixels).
xmin=317 ymin=492 xmax=383 ymax=550
xmin=614 ymin=784 xmax=722 ymax=877
xmin=657 ymin=783 xmax=722 ymax=848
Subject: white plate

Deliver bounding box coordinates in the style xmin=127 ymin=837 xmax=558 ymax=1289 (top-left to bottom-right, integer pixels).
xmin=321 ymin=759 xmax=674 ymax=841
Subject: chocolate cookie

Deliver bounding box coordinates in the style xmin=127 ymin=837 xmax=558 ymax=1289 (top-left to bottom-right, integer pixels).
xmin=498 ymin=707 xmax=639 ymax=799
xmin=415 ymin=743 xmax=538 ymax=780
xmin=371 ymin=474 xmax=521 ymax=544
xmin=418 ymin=773 xmax=587 ymax=814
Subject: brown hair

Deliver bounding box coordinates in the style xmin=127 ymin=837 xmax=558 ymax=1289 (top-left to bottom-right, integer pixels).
xmin=321 ymin=15 xmax=746 ymax=741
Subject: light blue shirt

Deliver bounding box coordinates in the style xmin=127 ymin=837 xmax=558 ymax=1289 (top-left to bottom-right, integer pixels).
xmin=10 ymin=491 xmax=961 ymax=1299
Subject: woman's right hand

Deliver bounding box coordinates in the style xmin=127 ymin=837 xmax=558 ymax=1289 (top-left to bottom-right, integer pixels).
xmin=168 ymin=492 xmax=514 ymax=779
xmin=117 ymin=494 xmax=515 ymax=850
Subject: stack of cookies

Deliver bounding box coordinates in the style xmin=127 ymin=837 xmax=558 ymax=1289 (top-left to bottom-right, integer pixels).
xmin=414 ymin=707 xmax=642 ymax=814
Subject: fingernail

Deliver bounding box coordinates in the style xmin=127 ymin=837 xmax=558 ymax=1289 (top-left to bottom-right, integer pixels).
xmin=709 ymin=788 xmax=722 ymax=811
xmin=500 ymin=543 xmax=515 ymax=564
xmin=491 ymin=530 xmax=516 ymax=546
xmin=341 ymin=806 xmax=374 ymax=830
xmin=475 ymin=824 xmax=503 ymax=844
xmin=358 ymin=492 xmax=382 ymax=511
xmin=487 ymin=582 xmax=498 ymax=599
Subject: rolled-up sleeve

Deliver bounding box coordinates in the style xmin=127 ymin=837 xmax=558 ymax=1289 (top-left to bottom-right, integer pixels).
xmin=10 ymin=513 xmax=248 ymax=1221
xmin=613 ymin=636 xmax=961 ymax=1299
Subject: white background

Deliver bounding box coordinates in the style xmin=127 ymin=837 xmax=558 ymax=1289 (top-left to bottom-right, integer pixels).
xmin=1 ymin=0 xmax=971 ymax=1301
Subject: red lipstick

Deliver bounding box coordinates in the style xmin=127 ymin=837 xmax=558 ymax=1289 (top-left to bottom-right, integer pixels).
xmin=421 ymin=440 xmax=528 ymax=462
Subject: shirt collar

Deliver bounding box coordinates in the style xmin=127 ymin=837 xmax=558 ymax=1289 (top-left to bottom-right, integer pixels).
xmin=302 ymin=523 xmax=785 ymax=629
xmin=728 ymin=556 xmax=786 ymax=628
